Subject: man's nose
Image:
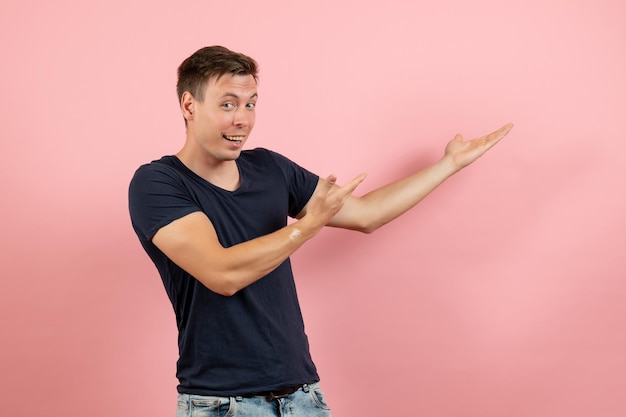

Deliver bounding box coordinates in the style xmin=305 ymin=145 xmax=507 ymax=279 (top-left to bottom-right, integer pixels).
xmin=233 ymin=108 xmax=250 ymax=127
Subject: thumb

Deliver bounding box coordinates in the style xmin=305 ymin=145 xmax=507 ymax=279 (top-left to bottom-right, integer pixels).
xmin=324 ymin=174 xmax=337 ymax=187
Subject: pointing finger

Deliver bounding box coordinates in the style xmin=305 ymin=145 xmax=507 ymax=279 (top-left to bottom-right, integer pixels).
xmin=338 ymin=172 xmax=368 ymax=197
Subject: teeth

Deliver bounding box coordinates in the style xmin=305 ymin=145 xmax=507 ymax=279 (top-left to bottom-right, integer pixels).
xmin=224 ymin=135 xmax=244 ymax=142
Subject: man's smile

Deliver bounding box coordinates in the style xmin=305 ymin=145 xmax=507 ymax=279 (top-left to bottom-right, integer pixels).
xmin=223 ymin=135 xmax=245 ymax=142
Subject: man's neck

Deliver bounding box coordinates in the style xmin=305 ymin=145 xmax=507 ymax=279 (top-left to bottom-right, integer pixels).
xmin=176 ymin=148 xmax=241 ymax=191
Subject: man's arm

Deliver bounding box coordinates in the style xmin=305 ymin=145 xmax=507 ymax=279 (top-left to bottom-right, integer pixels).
xmin=150 ymin=123 xmax=511 ymax=295
xmin=151 ymin=172 xmax=367 ymax=296
xmin=322 ymin=123 xmax=514 ymax=233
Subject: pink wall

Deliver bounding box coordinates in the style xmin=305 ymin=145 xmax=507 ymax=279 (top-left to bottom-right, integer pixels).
xmin=1 ymin=0 xmax=625 ymax=416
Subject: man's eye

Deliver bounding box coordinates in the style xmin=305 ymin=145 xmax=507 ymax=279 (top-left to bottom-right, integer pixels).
xmin=246 ymin=103 xmax=256 ymax=109
xmin=222 ymin=103 xmax=235 ymax=109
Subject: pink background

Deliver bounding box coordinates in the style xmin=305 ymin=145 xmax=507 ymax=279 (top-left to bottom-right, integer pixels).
xmin=1 ymin=0 xmax=625 ymax=416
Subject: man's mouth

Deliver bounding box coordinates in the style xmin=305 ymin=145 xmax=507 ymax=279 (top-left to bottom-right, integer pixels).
xmin=223 ymin=135 xmax=245 ymax=143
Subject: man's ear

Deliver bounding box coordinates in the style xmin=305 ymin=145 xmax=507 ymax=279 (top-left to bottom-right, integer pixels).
xmin=181 ymin=91 xmax=195 ymax=122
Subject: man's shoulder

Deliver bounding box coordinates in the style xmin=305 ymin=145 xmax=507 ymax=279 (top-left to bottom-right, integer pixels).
xmin=133 ymin=155 xmax=186 ymax=178
xmin=130 ymin=156 xmax=192 ymax=194
xmin=241 ymin=147 xmax=276 ymax=159
xmin=240 ymin=147 xmax=298 ymax=167
xmin=135 ymin=155 xmax=177 ymax=170
xmin=238 ymin=147 xmax=285 ymax=170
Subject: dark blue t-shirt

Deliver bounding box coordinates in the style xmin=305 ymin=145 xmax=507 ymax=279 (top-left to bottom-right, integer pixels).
xmin=128 ymin=148 xmax=320 ymax=396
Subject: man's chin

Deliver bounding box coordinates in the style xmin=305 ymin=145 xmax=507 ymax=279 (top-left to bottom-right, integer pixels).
xmin=222 ymin=148 xmax=244 ymax=160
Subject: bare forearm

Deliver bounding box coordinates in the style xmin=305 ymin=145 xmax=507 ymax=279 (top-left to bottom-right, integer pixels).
xmin=152 ymin=174 xmax=365 ymax=295
xmin=328 ymin=124 xmax=512 ymax=233
xmin=211 ymin=176 xmax=365 ymax=293
xmin=153 ymin=172 xmax=365 ymax=296
xmin=330 ymin=155 xmax=458 ymax=233
xmin=210 ymin=217 xmax=322 ymax=295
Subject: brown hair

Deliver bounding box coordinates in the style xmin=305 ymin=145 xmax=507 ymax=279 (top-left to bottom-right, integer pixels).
xmin=176 ymin=46 xmax=259 ymax=103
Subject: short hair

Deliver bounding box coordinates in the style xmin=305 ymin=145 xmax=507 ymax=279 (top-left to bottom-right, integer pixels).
xmin=176 ymin=46 xmax=259 ymax=103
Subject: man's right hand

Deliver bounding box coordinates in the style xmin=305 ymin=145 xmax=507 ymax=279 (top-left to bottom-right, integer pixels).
xmin=298 ymin=173 xmax=368 ymax=232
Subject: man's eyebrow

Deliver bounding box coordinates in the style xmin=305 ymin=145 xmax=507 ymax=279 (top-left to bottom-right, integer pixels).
xmin=220 ymin=92 xmax=258 ymax=100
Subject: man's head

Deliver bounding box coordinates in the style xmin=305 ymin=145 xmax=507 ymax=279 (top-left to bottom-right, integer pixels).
xmin=177 ymin=46 xmax=258 ymax=104
xmin=176 ymin=46 xmax=259 ymax=165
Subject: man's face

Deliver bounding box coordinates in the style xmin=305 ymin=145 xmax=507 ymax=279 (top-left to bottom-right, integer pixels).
xmin=186 ymin=73 xmax=258 ymax=163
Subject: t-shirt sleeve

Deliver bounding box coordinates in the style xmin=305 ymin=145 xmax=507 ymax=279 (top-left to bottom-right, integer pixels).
xmin=265 ymin=149 xmax=319 ymax=217
xmin=128 ymin=162 xmax=201 ymax=242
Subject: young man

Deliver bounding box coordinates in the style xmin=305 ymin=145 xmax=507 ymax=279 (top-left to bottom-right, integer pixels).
xmin=128 ymin=45 xmax=513 ymax=417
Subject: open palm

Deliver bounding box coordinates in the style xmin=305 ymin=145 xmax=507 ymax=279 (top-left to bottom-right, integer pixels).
xmin=445 ymin=123 xmax=513 ymax=170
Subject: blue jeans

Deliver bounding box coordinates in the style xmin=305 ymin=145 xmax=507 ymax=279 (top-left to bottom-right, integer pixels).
xmin=175 ymin=383 xmax=332 ymax=417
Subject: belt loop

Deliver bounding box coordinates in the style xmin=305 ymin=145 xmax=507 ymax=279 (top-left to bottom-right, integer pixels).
xmin=235 ymin=396 xmax=243 ymax=402
xmin=302 ymin=383 xmax=310 ymax=393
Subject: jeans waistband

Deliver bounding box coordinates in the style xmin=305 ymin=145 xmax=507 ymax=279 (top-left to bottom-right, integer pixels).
xmin=252 ymin=383 xmax=309 ymax=401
